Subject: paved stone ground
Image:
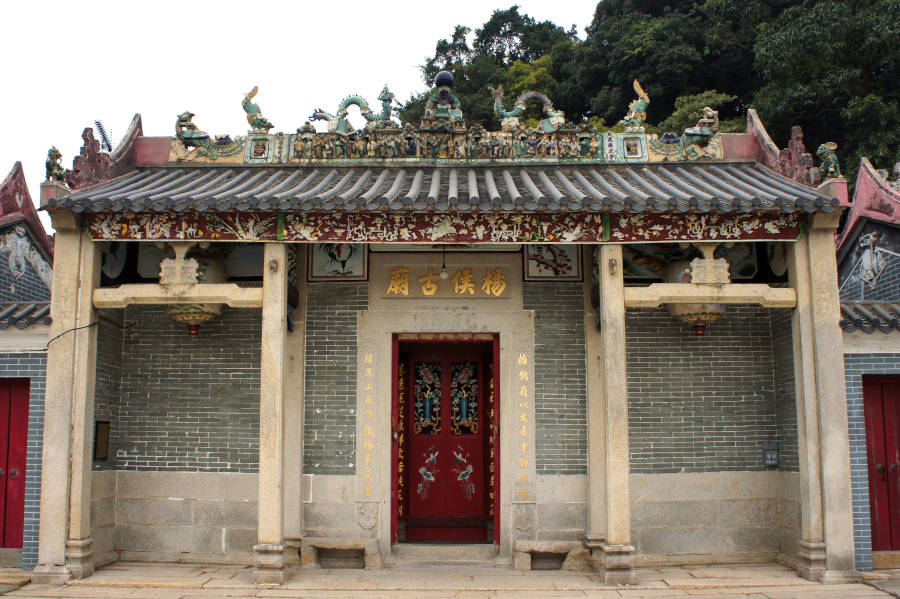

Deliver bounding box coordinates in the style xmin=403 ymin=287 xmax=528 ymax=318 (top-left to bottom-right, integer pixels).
xmin=1 ymin=562 xmax=894 ymax=599
xmin=861 ymin=569 xmax=900 ymax=598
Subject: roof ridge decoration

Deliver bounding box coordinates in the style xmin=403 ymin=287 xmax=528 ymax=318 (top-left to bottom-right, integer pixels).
xmin=167 ymin=76 xmax=727 ymax=166
xmin=1 ymin=162 xmax=54 ymax=259
xmin=837 ymin=157 xmax=900 ymax=255
xmin=745 ymin=111 xmax=844 ymax=190
xmin=45 ymin=114 xmax=144 ymax=192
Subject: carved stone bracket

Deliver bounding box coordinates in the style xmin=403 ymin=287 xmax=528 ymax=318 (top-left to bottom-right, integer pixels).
xmin=689 ymin=243 xmax=730 ymax=285
xmin=158 ymin=242 xmax=200 ymax=285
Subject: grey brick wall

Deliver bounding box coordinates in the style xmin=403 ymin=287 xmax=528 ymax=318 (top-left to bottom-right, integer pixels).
xmin=523 ymin=282 xmax=587 ymax=475
xmin=626 ymin=306 xmax=779 ymax=473
xmin=103 ymin=306 xmax=261 ymax=472
xmin=771 ymin=309 xmax=798 ymax=472
xmin=0 ymin=260 xmax=50 ymax=303
xmin=93 ymin=311 xmax=123 ymax=471
xmin=844 ymin=354 xmax=900 ymax=570
xmin=0 ymin=353 xmax=46 ymax=569
xmin=303 ymin=283 xmax=367 ymax=474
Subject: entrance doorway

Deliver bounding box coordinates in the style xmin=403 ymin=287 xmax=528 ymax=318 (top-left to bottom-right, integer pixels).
xmin=0 ymin=380 xmax=28 ymax=548
xmin=865 ymin=376 xmax=900 ymax=555
xmin=392 ymin=336 xmax=498 ymax=544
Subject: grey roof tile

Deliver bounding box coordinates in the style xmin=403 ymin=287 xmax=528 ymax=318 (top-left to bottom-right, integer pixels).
xmin=52 ymin=162 xmax=835 ymax=215
xmin=0 ymin=303 xmax=51 ymax=330
xmin=840 ymin=302 xmax=900 ymax=334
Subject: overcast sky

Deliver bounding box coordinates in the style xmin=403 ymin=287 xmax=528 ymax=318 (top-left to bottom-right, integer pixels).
xmin=3 ymin=0 xmax=596 ymax=233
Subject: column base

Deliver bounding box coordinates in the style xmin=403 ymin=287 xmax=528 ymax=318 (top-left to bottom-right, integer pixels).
xmin=30 ymin=564 xmax=72 ymax=585
xmin=253 ymin=543 xmax=286 ymax=585
xmin=820 ymin=569 xmax=861 ymax=583
xmin=585 ymin=538 xmax=635 ymax=584
xmin=65 ymin=538 xmax=95 ymax=580
xmin=597 ymin=542 xmax=635 ymax=584
xmin=795 ymin=539 xmax=827 ymax=581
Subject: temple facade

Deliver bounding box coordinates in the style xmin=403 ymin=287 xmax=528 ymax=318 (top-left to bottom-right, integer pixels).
xmin=33 ymin=76 xmax=857 ymax=584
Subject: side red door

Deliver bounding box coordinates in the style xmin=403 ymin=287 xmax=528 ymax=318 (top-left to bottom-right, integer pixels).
xmin=0 ymin=380 xmax=29 ymax=548
xmin=865 ymin=376 xmax=900 ymax=551
xmin=404 ymin=342 xmax=489 ymax=542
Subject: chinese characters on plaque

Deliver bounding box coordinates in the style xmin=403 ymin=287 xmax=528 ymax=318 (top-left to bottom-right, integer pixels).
xmin=386 ymin=266 xmax=509 ymax=298
xmin=361 ymin=351 xmax=376 ymax=500
xmin=517 ymin=352 xmax=531 ymax=500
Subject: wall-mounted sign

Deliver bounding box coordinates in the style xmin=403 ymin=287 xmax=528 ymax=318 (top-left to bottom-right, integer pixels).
xmin=384 ymin=266 xmax=510 ymax=299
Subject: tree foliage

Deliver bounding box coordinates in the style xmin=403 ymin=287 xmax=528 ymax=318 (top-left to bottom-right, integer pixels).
xmin=403 ymin=1 xmax=900 ymax=177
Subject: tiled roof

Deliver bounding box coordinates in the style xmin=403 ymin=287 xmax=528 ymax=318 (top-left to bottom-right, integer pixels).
xmin=0 ymin=303 xmax=51 ymax=330
xmin=840 ymin=301 xmax=900 ymax=334
xmin=51 ymin=162 xmax=835 ymax=215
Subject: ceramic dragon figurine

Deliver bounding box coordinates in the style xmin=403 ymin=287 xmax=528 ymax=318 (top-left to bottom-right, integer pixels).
xmin=174 ymin=111 xmax=244 ymax=161
xmin=489 ymin=85 xmax=525 ymax=129
xmin=619 ymin=78 xmax=650 ymax=130
xmin=310 ymin=86 xmax=398 ymax=135
xmin=489 ymin=86 xmax=565 ymax=132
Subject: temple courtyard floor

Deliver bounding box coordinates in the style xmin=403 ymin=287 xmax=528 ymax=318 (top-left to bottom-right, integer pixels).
xmin=2 ymin=562 xmax=900 ymax=598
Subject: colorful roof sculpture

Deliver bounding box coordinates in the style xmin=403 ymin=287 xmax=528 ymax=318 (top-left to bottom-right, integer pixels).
xmin=44 ymin=76 xmax=849 ymax=245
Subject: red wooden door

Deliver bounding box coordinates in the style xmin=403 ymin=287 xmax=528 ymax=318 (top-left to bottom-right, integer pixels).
xmin=0 ymin=380 xmax=28 ymax=548
xmin=403 ymin=342 xmax=491 ymax=542
xmin=865 ymin=376 xmax=900 ymax=551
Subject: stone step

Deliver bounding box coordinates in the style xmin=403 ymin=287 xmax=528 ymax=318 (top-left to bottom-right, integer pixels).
xmin=391 ymin=543 xmax=500 ymax=564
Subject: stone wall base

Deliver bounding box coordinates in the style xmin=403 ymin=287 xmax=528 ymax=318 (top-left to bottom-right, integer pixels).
xmin=30 ymin=564 xmax=71 ymax=585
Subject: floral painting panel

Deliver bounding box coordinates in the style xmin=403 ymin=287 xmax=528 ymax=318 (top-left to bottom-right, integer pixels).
xmin=524 ymin=245 xmax=582 ymax=281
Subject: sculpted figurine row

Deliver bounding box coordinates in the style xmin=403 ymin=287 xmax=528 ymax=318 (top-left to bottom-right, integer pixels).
xmin=292 ymin=125 xmax=601 ymax=161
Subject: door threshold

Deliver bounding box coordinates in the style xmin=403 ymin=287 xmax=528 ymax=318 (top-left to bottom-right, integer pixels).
xmin=873 ymin=551 xmax=900 ymax=569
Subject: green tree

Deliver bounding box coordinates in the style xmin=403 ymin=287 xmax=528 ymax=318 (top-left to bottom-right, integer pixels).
xmin=753 ymin=0 xmax=900 ymax=179
xmin=471 ymin=6 xmax=569 ymax=67
xmin=406 ymin=5 xmax=569 ymax=128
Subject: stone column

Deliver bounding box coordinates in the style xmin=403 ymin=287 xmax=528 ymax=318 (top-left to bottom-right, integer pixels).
xmin=583 ymin=246 xmax=607 ymax=559
xmin=34 ymin=213 xmax=100 ymax=583
xmin=789 ymin=212 xmax=855 ymax=581
xmin=254 ymin=243 xmax=289 ymax=584
xmin=594 ymin=244 xmax=635 ymax=584
xmin=283 ymin=246 xmax=306 ymax=564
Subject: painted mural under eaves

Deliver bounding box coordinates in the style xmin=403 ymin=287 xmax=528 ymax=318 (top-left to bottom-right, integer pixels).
xmin=839 ymin=221 xmax=900 ymax=302
xmin=170 ymin=74 xmax=724 ymax=165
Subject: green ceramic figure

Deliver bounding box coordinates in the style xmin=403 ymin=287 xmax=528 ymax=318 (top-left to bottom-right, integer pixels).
xmin=45 ymin=146 xmax=66 ymax=182
xmin=817 ymin=142 xmax=841 ymax=178
xmin=242 ymin=86 xmax=274 ymax=133
xmin=619 ymin=79 xmax=650 ymax=128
